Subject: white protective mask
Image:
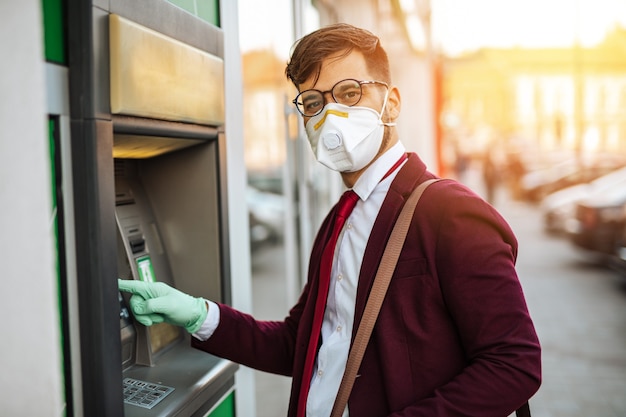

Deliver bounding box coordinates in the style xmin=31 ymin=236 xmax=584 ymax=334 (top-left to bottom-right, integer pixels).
xmin=305 ymin=95 xmax=395 ymax=172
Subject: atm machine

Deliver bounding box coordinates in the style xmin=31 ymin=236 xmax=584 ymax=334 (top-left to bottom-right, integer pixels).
xmin=63 ymin=1 xmax=239 ymax=416
xmin=114 ymin=141 xmax=237 ymax=417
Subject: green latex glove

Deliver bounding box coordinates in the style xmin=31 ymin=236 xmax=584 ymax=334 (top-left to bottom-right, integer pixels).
xmin=118 ymin=279 xmax=208 ymax=334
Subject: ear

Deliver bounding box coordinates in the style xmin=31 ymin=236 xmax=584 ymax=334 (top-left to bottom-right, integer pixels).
xmin=385 ymin=86 xmax=401 ymax=122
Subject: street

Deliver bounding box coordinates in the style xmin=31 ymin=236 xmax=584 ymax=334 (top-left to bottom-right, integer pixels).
xmin=499 ymin=197 xmax=626 ymax=417
xmin=250 ymin=184 xmax=626 ymax=417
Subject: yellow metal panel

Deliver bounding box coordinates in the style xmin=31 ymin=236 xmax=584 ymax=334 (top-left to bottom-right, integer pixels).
xmin=113 ymin=135 xmax=204 ymax=159
xmin=109 ymin=14 xmax=224 ymax=125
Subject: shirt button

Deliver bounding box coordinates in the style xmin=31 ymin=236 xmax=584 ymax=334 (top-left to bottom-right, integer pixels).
xmin=337 ymin=274 xmax=343 ymax=281
xmin=346 ymin=223 xmax=353 ymax=229
xmin=337 ymin=325 xmax=342 ymax=332
xmin=318 ymin=370 xmax=323 ymax=376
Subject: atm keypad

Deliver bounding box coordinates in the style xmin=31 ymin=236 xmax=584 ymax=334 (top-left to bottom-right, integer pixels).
xmin=123 ymin=377 xmax=174 ymax=409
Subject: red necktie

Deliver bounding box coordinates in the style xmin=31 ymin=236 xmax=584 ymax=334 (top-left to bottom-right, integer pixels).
xmin=297 ymin=189 xmax=359 ymax=417
xmin=296 ymin=154 xmax=407 ymax=416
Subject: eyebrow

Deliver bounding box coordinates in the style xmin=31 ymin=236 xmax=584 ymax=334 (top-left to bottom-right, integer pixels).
xmin=301 ymin=90 xmax=321 ymax=100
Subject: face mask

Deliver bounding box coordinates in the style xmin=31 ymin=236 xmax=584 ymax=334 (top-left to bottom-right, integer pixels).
xmin=305 ymin=94 xmax=394 ymax=172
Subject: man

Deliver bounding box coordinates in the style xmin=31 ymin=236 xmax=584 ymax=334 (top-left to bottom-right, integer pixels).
xmin=119 ymin=23 xmax=541 ymax=416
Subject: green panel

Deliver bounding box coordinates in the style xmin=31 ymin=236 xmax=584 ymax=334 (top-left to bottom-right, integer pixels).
xmin=168 ymin=0 xmax=196 ymax=14
xmin=209 ymin=392 xmax=235 ymax=417
xmin=49 ymin=119 xmax=58 ymax=214
xmin=197 ymin=0 xmax=220 ymax=27
xmin=41 ymin=0 xmax=66 ymax=64
xmin=167 ymin=0 xmax=220 ymax=26
xmin=49 ymin=117 xmax=67 ymax=416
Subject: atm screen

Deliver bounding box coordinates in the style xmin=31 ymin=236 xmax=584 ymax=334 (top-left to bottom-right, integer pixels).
xmin=136 ymin=256 xmax=156 ymax=283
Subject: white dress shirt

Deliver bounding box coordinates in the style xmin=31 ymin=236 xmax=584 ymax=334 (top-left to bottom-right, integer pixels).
xmin=194 ymin=142 xmax=408 ymax=417
xmin=306 ymin=142 xmax=406 ymax=417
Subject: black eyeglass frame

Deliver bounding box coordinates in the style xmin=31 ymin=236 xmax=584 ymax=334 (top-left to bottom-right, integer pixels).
xmin=292 ymin=78 xmax=389 ymax=117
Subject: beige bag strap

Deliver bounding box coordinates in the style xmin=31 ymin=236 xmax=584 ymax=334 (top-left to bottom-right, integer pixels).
xmin=330 ymin=179 xmax=440 ymax=417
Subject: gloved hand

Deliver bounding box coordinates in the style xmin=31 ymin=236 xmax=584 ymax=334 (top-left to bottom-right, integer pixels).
xmin=118 ymin=279 xmax=208 ymax=334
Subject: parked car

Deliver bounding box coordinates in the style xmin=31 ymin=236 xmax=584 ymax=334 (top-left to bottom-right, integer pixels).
xmin=247 ymin=186 xmax=285 ymax=250
xmin=609 ymin=221 xmax=626 ymax=275
xmin=520 ymin=155 xmax=626 ymax=203
xmin=541 ymin=166 xmax=626 ymax=235
xmin=568 ymin=182 xmax=626 ymax=256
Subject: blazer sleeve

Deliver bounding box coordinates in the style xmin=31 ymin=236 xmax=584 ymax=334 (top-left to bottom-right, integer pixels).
xmin=190 ymin=207 xmax=336 ymax=378
xmin=191 ymin=284 xmax=308 ymax=377
xmin=394 ymin=180 xmax=541 ymax=416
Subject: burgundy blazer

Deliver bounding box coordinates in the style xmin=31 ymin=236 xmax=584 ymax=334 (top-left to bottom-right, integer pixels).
xmin=192 ymin=153 xmax=541 ymax=416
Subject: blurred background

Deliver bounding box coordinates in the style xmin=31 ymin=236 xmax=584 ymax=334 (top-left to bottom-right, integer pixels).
xmin=237 ymin=1 xmax=626 ymax=416
xmin=8 ymin=1 xmax=626 ymax=415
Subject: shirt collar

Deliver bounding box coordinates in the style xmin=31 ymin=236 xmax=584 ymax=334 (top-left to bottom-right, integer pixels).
xmin=352 ymin=141 xmax=407 ymax=201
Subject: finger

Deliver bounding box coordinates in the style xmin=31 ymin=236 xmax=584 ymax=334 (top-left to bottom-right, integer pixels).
xmin=128 ymin=294 xmax=150 ymax=315
xmin=130 ymin=294 xmax=175 ymax=318
xmin=118 ymin=279 xmax=151 ymax=297
xmin=127 ymin=295 xmax=166 ymax=326
xmin=143 ymin=297 xmax=176 ymax=317
xmin=133 ymin=313 xmax=165 ymax=327
xmin=133 ymin=313 xmax=153 ymax=326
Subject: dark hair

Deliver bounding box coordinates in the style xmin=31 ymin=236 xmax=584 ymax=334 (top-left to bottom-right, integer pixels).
xmin=285 ymin=23 xmax=391 ymax=88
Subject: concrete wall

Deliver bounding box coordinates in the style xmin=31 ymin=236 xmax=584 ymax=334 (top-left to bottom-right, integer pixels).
xmin=219 ymin=1 xmax=257 ymax=416
xmin=0 ymin=1 xmax=64 ymax=415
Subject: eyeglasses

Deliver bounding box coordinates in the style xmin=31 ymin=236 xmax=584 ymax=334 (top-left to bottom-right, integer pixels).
xmin=292 ymin=78 xmax=389 ymax=117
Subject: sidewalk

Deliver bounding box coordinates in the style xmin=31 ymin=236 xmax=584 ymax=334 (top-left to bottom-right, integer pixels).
xmin=250 ymin=243 xmax=291 ymax=416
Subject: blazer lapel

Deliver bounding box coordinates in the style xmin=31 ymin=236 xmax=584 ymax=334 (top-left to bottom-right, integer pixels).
xmin=352 ymin=153 xmax=429 ymax=335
